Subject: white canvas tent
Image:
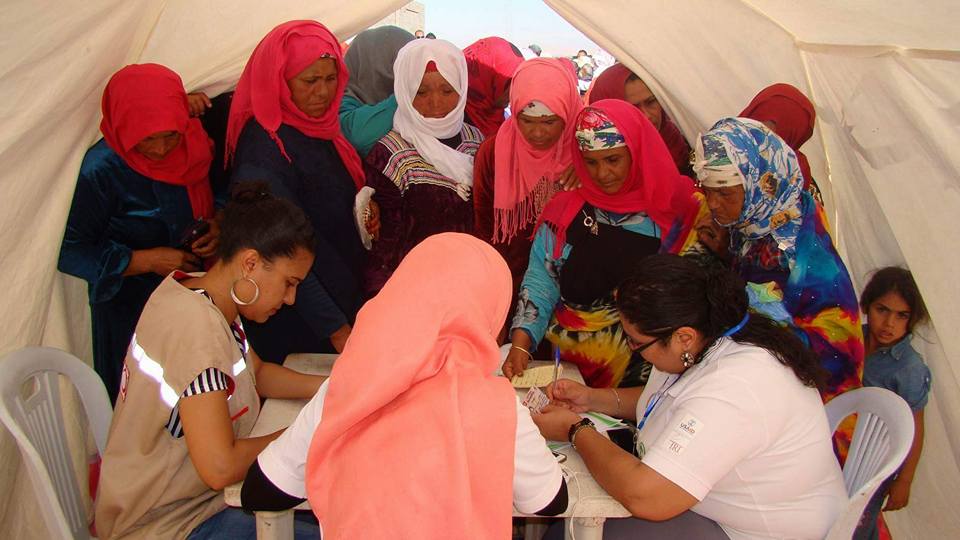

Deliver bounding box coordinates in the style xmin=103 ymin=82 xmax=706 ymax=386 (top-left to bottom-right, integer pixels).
xmin=1 ymin=1 xmax=957 ymax=537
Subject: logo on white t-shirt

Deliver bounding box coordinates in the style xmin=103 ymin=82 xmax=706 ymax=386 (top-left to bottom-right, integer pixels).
xmin=662 ymin=411 xmax=703 ymax=456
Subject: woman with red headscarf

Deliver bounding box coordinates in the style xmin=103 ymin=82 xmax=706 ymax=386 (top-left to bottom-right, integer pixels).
xmin=59 ymin=64 xmax=220 ymax=401
xmin=473 ymin=57 xmax=583 ymax=314
xmin=503 ymin=100 xmax=699 ymax=389
xmin=740 ymin=83 xmax=824 ymax=205
xmin=463 ymin=36 xmax=525 ymax=137
xmin=588 ymin=63 xmax=695 ymax=178
xmin=227 ymin=20 xmax=366 ymax=362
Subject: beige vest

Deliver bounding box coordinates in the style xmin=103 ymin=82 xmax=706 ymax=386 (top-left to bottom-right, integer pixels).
xmin=95 ymin=276 xmax=260 ymax=539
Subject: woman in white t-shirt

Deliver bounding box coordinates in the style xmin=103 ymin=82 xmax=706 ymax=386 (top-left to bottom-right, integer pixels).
xmin=241 ymin=233 xmax=567 ymax=537
xmin=534 ymin=254 xmax=846 ymax=540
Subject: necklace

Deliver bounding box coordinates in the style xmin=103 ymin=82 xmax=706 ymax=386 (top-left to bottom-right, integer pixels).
xmin=581 ymin=208 xmax=599 ymax=236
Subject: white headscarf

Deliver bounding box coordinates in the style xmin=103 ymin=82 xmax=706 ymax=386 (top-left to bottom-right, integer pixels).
xmin=392 ymin=39 xmax=474 ymax=195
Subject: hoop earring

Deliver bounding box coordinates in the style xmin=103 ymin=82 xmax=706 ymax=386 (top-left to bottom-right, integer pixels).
xmin=230 ymin=276 xmax=260 ymax=306
xmin=681 ymin=351 xmax=694 ymax=368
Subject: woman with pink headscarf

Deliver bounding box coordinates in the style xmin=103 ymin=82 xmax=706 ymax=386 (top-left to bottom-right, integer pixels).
xmin=227 ymin=20 xmax=365 ymax=362
xmin=240 ymin=234 xmax=567 ymax=536
xmin=473 ymin=57 xmax=583 ymax=310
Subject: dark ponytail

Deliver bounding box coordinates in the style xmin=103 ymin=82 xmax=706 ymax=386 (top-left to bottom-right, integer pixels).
xmin=216 ymin=182 xmax=316 ymax=262
xmin=617 ymin=254 xmax=827 ymax=390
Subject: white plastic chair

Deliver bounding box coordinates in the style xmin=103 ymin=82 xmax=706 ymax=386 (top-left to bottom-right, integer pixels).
xmin=824 ymin=387 xmax=914 ymax=540
xmin=0 ymin=347 xmax=113 ymax=539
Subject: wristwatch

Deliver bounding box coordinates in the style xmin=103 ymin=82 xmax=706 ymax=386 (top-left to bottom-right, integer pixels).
xmin=568 ymin=418 xmax=596 ymax=450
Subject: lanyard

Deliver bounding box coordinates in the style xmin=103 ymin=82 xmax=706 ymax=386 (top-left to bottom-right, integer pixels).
xmin=636 ymin=373 xmax=682 ymax=432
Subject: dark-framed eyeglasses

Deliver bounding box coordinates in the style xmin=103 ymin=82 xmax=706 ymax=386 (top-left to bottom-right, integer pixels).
xmin=624 ymin=327 xmax=675 ymax=353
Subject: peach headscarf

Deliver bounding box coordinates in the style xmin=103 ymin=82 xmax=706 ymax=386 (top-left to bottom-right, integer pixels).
xmin=492 ymin=58 xmax=582 ymax=244
xmin=306 ymin=233 xmax=516 ymax=539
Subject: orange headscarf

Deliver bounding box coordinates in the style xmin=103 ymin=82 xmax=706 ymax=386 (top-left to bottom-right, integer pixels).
xmin=225 ymin=20 xmax=364 ymax=189
xmin=492 ymin=58 xmax=583 ymax=243
xmin=100 ymin=64 xmax=214 ymax=219
xmin=306 ymin=233 xmax=516 ymax=539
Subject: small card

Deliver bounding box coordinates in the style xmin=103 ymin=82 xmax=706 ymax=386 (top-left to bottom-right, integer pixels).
xmin=522 ymin=386 xmax=550 ymax=413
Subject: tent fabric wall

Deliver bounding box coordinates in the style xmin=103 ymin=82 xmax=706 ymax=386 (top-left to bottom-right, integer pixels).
xmin=545 ymin=1 xmax=960 ymax=537
xmin=0 ymin=2 xmax=405 ymax=536
xmin=1 ymin=0 xmax=957 ymax=537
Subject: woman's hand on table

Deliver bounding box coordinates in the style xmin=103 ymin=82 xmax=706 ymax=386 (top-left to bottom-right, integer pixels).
xmin=501 ymin=347 xmax=531 ymax=379
xmin=532 ymin=404 xmax=581 ymax=441
xmin=191 ymin=218 xmax=220 ymax=258
xmin=546 ymin=379 xmax=593 ymax=413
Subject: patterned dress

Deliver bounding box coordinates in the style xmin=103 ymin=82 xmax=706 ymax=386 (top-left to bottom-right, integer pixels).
xmin=363 ymin=124 xmax=484 ymax=295
xmin=696 ymin=118 xmax=864 ymax=460
xmin=513 ymin=204 xmax=661 ymax=388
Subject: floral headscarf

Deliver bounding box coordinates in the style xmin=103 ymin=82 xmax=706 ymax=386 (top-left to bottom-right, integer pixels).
xmin=575 ymin=108 xmax=626 ymax=151
xmin=698 ymin=117 xmax=803 ymax=260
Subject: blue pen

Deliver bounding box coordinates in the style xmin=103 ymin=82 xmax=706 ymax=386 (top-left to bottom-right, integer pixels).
xmin=552 ymin=345 xmax=561 ymax=387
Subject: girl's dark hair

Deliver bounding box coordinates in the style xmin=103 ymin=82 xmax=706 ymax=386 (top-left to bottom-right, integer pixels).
xmin=617 ymin=254 xmax=827 ymax=390
xmin=860 ymin=266 xmax=928 ymax=332
xmin=217 ymin=182 xmax=316 ymax=262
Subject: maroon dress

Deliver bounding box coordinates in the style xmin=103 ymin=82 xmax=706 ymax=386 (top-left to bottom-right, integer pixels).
xmin=363 ymin=124 xmax=484 ymax=296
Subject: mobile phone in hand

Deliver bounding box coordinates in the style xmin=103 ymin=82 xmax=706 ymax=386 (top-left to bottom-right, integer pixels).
xmin=177 ymin=219 xmax=210 ymax=251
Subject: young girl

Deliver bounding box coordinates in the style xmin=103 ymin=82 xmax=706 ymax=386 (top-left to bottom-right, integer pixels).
xmin=856 ymin=266 xmax=932 ymax=539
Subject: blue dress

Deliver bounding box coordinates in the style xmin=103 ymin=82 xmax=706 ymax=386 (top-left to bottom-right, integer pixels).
xmin=58 ymin=139 xmax=198 ymax=401
xmin=230 ymin=120 xmax=365 ymax=362
xmin=854 ymin=328 xmax=932 ymax=540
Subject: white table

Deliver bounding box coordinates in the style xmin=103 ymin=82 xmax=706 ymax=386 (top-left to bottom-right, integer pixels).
xmin=225 ymin=354 xmax=629 ymax=540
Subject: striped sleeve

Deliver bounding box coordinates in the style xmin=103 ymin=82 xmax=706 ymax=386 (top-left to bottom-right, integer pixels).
xmin=165 ymin=367 xmax=229 ymax=438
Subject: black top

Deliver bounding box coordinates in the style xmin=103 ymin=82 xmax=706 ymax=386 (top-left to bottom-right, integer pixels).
xmin=560 ymin=203 xmax=661 ymax=306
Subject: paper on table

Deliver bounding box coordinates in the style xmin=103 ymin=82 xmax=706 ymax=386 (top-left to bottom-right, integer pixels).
xmin=510 ymin=364 xmax=562 ymax=388
xmin=581 ymin=411 xmax=627 ymax=432
xmin=543 ymin=412 xmax=627 ymax=446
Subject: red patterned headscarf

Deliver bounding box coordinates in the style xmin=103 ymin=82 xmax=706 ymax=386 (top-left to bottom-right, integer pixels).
xmin=100 ymin=64 xmax=214 ymax=219
xmin=225 ymin=20 xmax=364 ymax=189
xmin=588 ymin=63 xmax=692 ymax=175
xmin=537 ymin=100 xmax=697 ymax=256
